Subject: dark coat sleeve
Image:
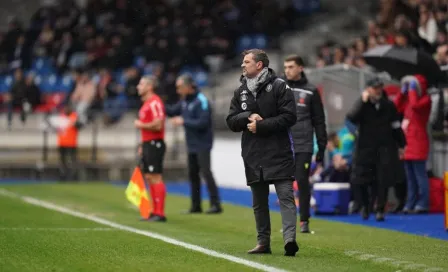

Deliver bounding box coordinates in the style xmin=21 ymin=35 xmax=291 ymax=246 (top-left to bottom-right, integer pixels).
xmin=165 ymin=101 xmax=182 ymax=117
xmin=346 ymin=97 xmax=367 ymax=124
xmin=389 ymin=102 xmax=407 ymax=148
xmin=310 ymin=88 xmax=327 ymax=152
xmin=256 ymin=81 xmax=297 ymax=135
xmin=226 ymin=91 xmax=251 ymax=132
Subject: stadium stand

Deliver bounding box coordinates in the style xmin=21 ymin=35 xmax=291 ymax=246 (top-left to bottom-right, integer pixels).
xmin=314 ymin=0 xmax=448 ymax=69
xmin=0 ymin=0 xmax=321 ymax=181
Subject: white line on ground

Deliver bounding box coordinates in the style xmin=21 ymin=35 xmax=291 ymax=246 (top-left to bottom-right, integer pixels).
xmin=0 ymin=189 xmax=288 ymax=272
xmin=344 ymin=250 xmax=445 ymax=272
xmin=0 ymin=227 xmax=116 ymax=231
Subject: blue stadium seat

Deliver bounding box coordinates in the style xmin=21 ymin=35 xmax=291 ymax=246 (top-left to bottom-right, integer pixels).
xmin=194 ymin=70 xmax=209 ymax=88
xmin=114 ymin=70 xmax=127 ymax=85
xmin=236 ymin=35 xmax=252 ymax=53
xmin=293 ymin=0 xmax=320 ymax=14
xmin=58 ymin=74 xmax=74 ymax=93
xmin=37 ymin=74 xmax=59 ymax=93
xmin=134 ymin=56 xmax=146 ymax=70
xmin=179 ymin=66 xmax=193 ymax=76
xmin=0 ymin=75 xmax=13 ymax=93
xmin=5 ymin=75 xmax=14 ymax=89
xmin=31 ymin=57 xmax=56 ymax=76
xmin=142 ymin=65 xmax=153 ymax=76
xmin=252 ymin=34 xmax=267 ymax=49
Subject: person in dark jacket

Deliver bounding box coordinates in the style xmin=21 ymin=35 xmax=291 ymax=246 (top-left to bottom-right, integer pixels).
xmin=283 ymin=55 xmax=327 ymax=233
xmin=226 ymin=49 xmax=299 ymax=257
xmin=6 ymin=69 xmax=41 ymax=129
xmin=167 ymin=74 xmax=222 ymax=214
xmin=346 ymin=78 xmax=406 ymax=222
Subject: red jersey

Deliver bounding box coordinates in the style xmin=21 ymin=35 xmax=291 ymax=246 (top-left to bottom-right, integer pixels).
xmin=139 ymin=94 xmax=166 ymax=142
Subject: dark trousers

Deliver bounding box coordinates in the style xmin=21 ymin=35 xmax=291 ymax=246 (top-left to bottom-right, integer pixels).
xmin=7 ymin=101 xmax=27 ymax=126
xmin=59 ymin=147 xmax=77 ymax=181
xmin=251 ymin=180 xmax=297 ymax=246
xmin=354 ymin=182 xmax=388 ymax=213
xmin=188 ymin=151 xmax=221 ymax=210
xmin=295 ymin=152 xmax=312 ymax=222
xmin=394 ymin=159 xmax=407 ymax=208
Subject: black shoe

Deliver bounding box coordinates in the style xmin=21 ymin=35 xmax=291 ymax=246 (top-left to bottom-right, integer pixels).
xmin=284 ymin=240 xmax=299 ymax=257
xmin=391 ymin=202 xmax=405 ymax=214
xmin=300 ymin=221 xmax=310 ymax=233
xmin=247 ymin=244 xmax=272 ymax=254
xmin=375 ymin=212 xmax=385 ymax=222
xmin=139 ymin=213 xmax=154 ymax=221
xmin=361 ymin=207 xmax=369 ymax=220
xmin=148 ymin=215 xmax=167 ymax=222
xmin=182 ymin=208 xmax=202 ymax=214
xmin=205 ymin=206 xmax=223 ymax=214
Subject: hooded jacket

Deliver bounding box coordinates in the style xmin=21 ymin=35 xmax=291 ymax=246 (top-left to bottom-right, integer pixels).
xmin=394 ymin=74 xmax=431 ymax=160
xmin=226 ymin=68 xmax=297 ymax=185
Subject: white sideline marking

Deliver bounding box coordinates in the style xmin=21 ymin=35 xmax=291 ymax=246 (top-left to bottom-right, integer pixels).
xmin=0 ymin=189 xmax=288 ymax=272
xmin=0 ymin=227 xmax=116 ymax=231
xmin=344 ymin=251 xmax=446 ymax=272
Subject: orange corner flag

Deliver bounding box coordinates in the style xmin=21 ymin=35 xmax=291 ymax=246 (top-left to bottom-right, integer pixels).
xmin=125 ymin=167 xmax=152 ymax=219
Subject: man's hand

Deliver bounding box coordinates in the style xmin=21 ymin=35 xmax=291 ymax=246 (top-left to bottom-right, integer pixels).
xmin=170 ymin=116 xmax=184 ymax=126
xmin=134 ymin=120 xmax=144 ymax=129
xmin=137 ymin=144 xmax=142 ymax=156
xmin=247 ymin=120 xmax=257 ymax=133
xmin=401 ymin=82 xmax=409 ymax=94
xmin=399 ymin=148 xmax=405 ymax=160
xmin=362 ymin=90 xmax=370 ymax=102
xmin=315 ymin=150 xmax=325 ymax=164
xmin=248 ymin=113 xmax=263 ymax=122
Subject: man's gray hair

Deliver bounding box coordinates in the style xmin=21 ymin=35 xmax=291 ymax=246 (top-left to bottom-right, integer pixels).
xmin=177 ymin=74 xmax=196 ymax=87
xmin=141 ymin=75 xmax=159 ymax=89
xmin=242 ymin=48 xmax=269 ymax=68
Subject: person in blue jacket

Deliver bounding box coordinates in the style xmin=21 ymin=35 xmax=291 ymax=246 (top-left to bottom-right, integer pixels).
xmin=167 ymin=74 xmax=222 ymax=214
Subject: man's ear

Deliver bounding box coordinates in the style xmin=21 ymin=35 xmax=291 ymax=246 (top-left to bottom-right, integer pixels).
xmin=256 ymin=61 xmax=263 ymax=70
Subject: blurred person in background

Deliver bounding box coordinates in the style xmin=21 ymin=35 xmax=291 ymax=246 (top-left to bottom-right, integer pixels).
xmin=134 ymin=75 xmax=167 ymax=222
xmin=347 ymin=78 xmax=406 ymax=221
xmin=311 ymin=128 xmax=354 ymax=184
xmin=283 ymin=55 xmax=327 ymax=234
xmin=5 ymin=69 xmax=41 ymax=129
xmin=57 ymin=104 xmax=79 ymax=181
xmin=226 ymin=49 xmax=298 ymax=256
xmin=98 ymin=69 xmax=128 ymax=126
xmin=394 ymin=75 xmax=431 ymax=214
xmin=168 ymin=74 xmax=222 ymax=215
xmin=70 ymin=69 xmax=96 ymax=126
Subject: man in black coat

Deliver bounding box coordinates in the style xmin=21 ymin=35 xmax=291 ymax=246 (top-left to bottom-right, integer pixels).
xmin=283 ymin=55 xmax=327 ymax=233
xmin=346 ymin=78 xmax=406 ymax=222
xmin=226 ymin=49 xmax=299 ymax=257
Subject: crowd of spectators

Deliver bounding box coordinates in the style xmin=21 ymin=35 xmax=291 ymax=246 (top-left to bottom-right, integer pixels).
xmin=315 ymin=0 xmax=448 ymax=69
xmin=0 ymin=0 xmax=302 ymax=127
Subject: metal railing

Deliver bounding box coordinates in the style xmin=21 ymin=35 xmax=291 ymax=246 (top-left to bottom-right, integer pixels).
xmin=304 ymin=64 xmax=448 ymax=178
xmin=305 ymin=64 xmax=400 ymax=131
xmin=0 ymin=110 xmax=186 ymax=180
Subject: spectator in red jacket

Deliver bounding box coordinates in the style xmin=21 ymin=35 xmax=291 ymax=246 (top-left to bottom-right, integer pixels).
xmin=394 ymin=74 xmax=431 ymax=213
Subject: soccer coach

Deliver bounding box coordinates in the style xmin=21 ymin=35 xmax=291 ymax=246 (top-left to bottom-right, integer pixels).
xmin=283 ymin=55 xmax=327 ymax=233
xmin=167 ymin=74 xmax=222 ymax=215
xmin=226 ymin=49 xmax=299 ymax=256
